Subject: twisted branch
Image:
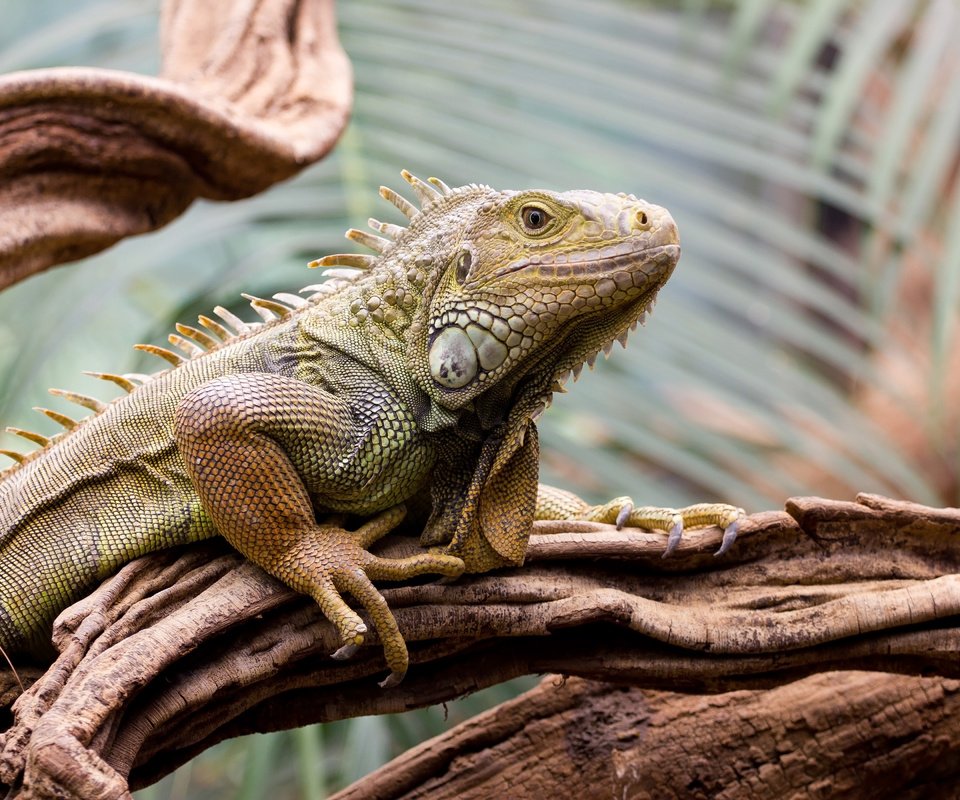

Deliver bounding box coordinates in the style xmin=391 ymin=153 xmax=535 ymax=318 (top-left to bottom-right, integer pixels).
xmin=0 ymin=493 xmax=957 ymax=797
xmin=0 ymin=0 xmax=351 ymax=289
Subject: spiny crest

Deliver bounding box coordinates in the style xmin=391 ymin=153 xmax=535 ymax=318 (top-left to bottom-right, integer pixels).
xmin=324 ymin=170 xmax=478 ymax=331
xmin=310 ymin=169 xmax=464 ymax=270
xmin=0 ymin=289 xmax=316 ymax=476
xmin=0 ymin=170 xmax=461 ymax=476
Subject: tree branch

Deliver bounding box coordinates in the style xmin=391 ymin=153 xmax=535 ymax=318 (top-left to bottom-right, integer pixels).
xmin=334 ymin=671 xmax=960 ymax=799
xmin=0 ymin=0 xmax=351 ymax=290
xmin=0 ymin=493 xmax=957 ymax=797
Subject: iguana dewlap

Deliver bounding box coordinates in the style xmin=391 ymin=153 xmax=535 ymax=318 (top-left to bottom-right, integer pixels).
xmin=0 ymin=172 xmax=742 ymax=685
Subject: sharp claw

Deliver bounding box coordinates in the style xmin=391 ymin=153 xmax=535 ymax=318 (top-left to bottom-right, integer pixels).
xmin=332 ymin=642 xmax=361 ymax=660
xmin=615 ymin=502 xmax=633 ymax=529
xmin=714 ymin=520 xmax=739 ymax=556
xmin=379 ymin=670 xmax=405 ymax=689
xmin=662 ymin=519 xmax=683 ymax=558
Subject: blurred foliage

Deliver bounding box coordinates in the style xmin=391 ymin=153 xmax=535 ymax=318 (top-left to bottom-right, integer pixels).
xmin=2 ymin=0 xmax=960 ymax=796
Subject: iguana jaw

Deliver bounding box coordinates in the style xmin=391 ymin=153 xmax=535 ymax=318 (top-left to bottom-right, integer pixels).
xmin=513 ymin=240 xmax=678 ymax=422
xmin=546 ymin=240 xmax=679 ymax=373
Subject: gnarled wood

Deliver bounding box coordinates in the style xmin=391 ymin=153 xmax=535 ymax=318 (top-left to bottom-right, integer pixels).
xmin=334 ymin=672 xmax=960 ymax=799
xmin=0 ymin=0 xmax=351 ymax=290
xmin=0 ymin=493 xmax=958 ymax=797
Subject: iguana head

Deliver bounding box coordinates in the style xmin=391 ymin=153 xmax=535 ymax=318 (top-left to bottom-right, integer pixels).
xmin=314 ymin=171 xmax=678 ymax=427
xmin=429 ymin=185 xmax=677 ymax=415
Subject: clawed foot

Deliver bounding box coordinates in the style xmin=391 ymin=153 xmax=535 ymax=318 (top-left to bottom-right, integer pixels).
xmin=273 ymin=505 xmax=465 ymax=687
xmin=578 ymin=497 xmax=745 ymax=558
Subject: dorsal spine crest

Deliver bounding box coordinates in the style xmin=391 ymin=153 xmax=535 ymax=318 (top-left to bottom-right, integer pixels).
xmin=0 ymin=170 xmax=480 ymax=476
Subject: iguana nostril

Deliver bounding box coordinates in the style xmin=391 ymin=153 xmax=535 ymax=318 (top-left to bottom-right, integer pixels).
xmin=636 ymin=210 xmax=648 ymax=227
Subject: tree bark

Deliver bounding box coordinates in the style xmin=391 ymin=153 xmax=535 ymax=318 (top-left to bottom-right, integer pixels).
xmin=0 ymin=493 xmax=958 ymax=797
xmin=0 ymin=0 xmax=351 ymax=290
xmin=334 ymin=671 xmax=960 ymax=800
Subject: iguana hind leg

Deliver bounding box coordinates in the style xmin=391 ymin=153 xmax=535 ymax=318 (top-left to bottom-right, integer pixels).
xmin=174 ymin=373 xmax=464 ymax=685
xmin=536 ymin=484 xmax=744 ymax=557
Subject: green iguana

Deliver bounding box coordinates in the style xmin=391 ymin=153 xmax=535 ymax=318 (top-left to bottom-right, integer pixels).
xmin=0 ymin=172 xmax=742 ymax=686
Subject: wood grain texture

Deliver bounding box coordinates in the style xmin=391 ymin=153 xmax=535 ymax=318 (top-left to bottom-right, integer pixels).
xmin=1 ymin=493 xmax=958 ymax=796
xmin=334 ymin=672 xmax=960 ymax=799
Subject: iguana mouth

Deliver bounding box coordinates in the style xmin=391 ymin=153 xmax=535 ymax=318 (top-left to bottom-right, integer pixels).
xmin=636 ymin=243 xmax=680 ymax=261
xmin=491 ymin=242 xmax=680 ymax=281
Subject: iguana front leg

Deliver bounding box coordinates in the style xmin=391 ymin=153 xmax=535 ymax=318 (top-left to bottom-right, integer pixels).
xmin=536 ymin=484 xmax=744 ymax=557
xmin=174 ymin=373 xmax=464 ymax=686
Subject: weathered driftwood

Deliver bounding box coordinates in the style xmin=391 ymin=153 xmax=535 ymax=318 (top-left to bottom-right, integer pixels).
xmin=335 ymin=671 xmax=960 ymax=800
xmin=0 ymin=0 xmax=351 ymax=290
xmin=0 ymin=493 xmax=957 ymax=798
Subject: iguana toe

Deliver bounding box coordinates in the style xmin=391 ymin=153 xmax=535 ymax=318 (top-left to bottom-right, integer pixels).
xmin=715 ymin=518 xmax=741 ymax=557
xmin=266 ymin=509 xmax=464 ymax=685
xmin=662 ymin=518 xmax=684 ymax=558
xmin=331 ymin=642 xmax=361 ymax=660
xmin=535 ymin=484 xmax=745 ymax=557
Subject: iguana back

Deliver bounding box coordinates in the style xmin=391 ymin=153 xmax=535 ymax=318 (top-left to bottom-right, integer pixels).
xmin=0 ymin=173 xmax=738 ymax=683
xmin=0 ymin=331 xmax=274 ymax=655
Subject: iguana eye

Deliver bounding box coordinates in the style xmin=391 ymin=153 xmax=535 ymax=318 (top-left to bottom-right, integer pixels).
xmin=520 ymin=205 xmax=552 ymax=233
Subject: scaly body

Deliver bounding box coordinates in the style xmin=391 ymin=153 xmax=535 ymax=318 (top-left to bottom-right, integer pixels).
xmin=0 ymin=173 xmax=742 ymax=683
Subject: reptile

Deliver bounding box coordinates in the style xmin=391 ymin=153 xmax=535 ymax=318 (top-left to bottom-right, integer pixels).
xmin=0 ymin=172 xmax=743 ymax=686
